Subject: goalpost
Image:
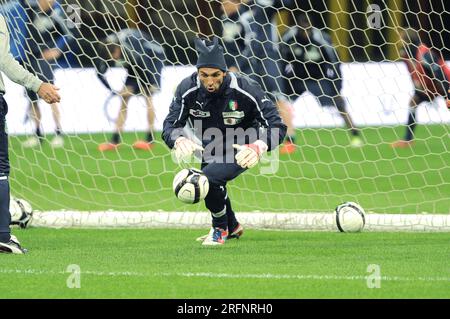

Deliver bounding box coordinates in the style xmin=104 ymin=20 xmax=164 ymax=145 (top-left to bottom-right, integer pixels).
xmin=0 ymin=0 xmax=449 ymax=231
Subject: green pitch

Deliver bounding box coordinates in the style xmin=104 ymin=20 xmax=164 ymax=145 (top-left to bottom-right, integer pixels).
xmin=0 ymin=228 xmax=449 ymax=298
xmin=8 ymin=124 xmax=450 ymax=213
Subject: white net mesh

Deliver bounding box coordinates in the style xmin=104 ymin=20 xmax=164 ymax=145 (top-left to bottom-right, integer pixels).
xmin=0 ymin=0 xmax=449 ymax=230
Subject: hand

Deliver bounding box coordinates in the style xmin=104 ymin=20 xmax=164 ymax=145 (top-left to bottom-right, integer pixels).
xmin=42 ymin=48 xmax=62 ymax=61
xmin=174 ymin=137 xmax=204 ymax=162
xmin=233 ymin=140 xmax=268 ymax=169
xmin=37 ymin=83 xmax=61 ymax=104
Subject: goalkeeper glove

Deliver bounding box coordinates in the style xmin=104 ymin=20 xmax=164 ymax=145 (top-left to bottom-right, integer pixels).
xmin=173 ymin=137 xmax=204 ymax=163
xmin=233 ymin=140 xmax=268 ymax=169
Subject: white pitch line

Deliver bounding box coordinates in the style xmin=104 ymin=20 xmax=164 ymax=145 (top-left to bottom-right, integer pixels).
xmin=0 ymin=268 xmax=146 ymax=277
xmin=0 ymin=268 xmax=449 ymax=283
xmin=161 ymin=272 xmax=450 ymax=282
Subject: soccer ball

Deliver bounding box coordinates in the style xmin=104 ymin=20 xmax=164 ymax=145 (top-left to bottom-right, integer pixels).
xmin=335 ymin=202 xmax=365 ymax=233
xmin=173 ymin=168 xmax=209 ymax=204
xmin=9 ymin=196 xmax=33 ymax=229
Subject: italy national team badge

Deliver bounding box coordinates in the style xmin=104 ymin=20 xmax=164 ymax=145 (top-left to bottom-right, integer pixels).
xmin=229 ymin=100 xmax=238 ymax=111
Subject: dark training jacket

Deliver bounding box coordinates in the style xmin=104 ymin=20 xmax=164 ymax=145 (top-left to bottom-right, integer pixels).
xmin=162 ymin=72 xmax=287 ymax=153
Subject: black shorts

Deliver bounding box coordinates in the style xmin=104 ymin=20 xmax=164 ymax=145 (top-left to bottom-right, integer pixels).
xmin=285 ymin=79 xmax=342 ymax=106
xmin=124 ymin=75 xmax=157 ymax=96
xmin=124 ymin=75 xmax=147 ymax=95
xmin=125 ymin=59 xmax=163 ymax=95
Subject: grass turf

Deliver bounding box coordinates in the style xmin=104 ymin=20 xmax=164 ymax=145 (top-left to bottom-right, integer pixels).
xmin=7 ymin=124 xmax=450 ymax=213
xmin=0 ymin=228 xmax=449 ymax=298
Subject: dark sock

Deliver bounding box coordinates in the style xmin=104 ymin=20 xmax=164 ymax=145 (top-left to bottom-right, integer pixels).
xmin=146 ymin=132 xmax=154 ymax=143
xmin=404 ymin=110 xmax=417 ymax=141
xmin=0 ymin=179 xmax=11 ymax=242
xmin=335 ymin=98 xmax=360 ymax=137
xmin=55 ymin=128 xmax=62 ymax=136
xmin=36 ymin=127 xmax=43 ymax=140
xmin=111 ymin=133 xmax=120 ymax=145
xmin=226 ymin=197 xmax=238 ymax=231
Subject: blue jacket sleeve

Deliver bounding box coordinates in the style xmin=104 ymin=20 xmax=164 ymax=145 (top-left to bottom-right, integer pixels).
xmin=94 ymin=58 xmax=113 ymax=91
xmin=162 ymin=78 xmax=194 ymax=149
xmin=241 ymin=78 xmax=287 ymax=151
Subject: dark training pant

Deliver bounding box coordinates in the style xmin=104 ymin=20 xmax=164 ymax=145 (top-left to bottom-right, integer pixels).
xmin=0 ymin=179 xmax=11 ymax=242
xmin=201 ymin=162 xmax=246 ymax=231
xmin=0 ymin=96 xmax=10 ymax=242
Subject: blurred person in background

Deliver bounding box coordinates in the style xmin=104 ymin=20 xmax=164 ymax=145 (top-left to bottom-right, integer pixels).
xmin=220 ymin=0 xmax=296 ymax=154
xmin=95 ymin=28 xmax=165 ymax=152
xmin=280 ymin=11 xmax=363 ymax=151
xmin=391 ymin=29 xmax=450 ymax=148
xmin=21 ymin=0 xmax=74 ymax=148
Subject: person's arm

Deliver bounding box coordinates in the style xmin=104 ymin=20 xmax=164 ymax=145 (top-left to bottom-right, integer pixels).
xmin=233 ymin=77 xmax=287 ymax=169
xmin=162 ymin=77 xmax=203 ymax=163
xmin=244 ymin=78 xmax=287 ymax=151
xmin=94 ymin=58 xmax=114 ymax=92
xmin=0 ymin=16 xmax=60 ymax=103
xmin=162 ymin=78 xmax=197 ymax=149
xmin=0 ymin=16 xmax=42 ymax=92
xmin=90 ymin=42 xmax=115 ymax=92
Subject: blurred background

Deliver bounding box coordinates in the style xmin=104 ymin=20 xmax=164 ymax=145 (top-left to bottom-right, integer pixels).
xmin=0 ymin=0 xmax=448 ymax=214
xmin=65 ymin=0 xmax=450 ymax=66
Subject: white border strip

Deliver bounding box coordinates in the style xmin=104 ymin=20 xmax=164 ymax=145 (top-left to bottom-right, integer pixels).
xmin=29 ymin=211 xmax=450 ymax=232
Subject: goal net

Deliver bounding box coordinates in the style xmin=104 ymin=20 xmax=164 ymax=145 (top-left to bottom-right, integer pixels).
xmin=0 ymin=0 xmax=449 ymax=230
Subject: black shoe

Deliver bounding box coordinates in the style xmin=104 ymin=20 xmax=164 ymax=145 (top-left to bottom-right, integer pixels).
xmin=228 ymin=223 xmax=244 ymax=239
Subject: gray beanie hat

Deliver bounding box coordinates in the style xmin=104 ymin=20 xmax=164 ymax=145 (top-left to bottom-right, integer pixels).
xmin=195 ymin=37 xmax=227 ymax=71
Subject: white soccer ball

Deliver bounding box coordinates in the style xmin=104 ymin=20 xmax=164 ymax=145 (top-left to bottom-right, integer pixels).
xmin=173 ymin=168 xmax=209 ymax=204
xmin=335 ymin=202 xmax=365 ymax=233
xmin=9 ymin=197 xmax=23 ymax=222
xmin=9 ymin=196 xmax=33 ymax=229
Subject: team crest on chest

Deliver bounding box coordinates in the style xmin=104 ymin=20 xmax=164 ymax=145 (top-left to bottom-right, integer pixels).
xmin=228 ymin=100 xmax=238 ymax=111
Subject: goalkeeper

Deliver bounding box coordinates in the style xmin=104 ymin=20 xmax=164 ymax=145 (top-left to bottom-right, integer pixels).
xmin=391 ymin=29 xmax=450 ymax=148
xmin=96 ymin=28 xmax=165 ymax=151
xmin=0 ymin=14 xmax=60 ymax=254
xmin=162 ymin=37 xmax=286 ymax=245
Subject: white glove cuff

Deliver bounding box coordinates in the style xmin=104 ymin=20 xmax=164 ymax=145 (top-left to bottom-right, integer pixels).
xmin=254 ymin=140 xmax=268 ymax=154
xmin=174 ymin=136 xmax=187 ymax=148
